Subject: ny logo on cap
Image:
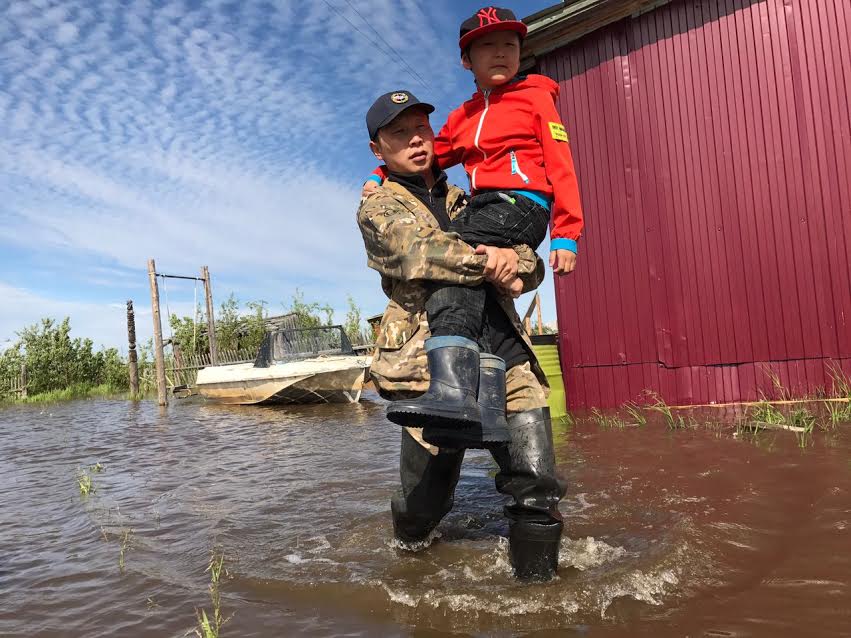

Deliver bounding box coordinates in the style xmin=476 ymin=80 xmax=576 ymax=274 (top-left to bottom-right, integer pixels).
xmin=477 ymin=7 xmax=500 ymax=27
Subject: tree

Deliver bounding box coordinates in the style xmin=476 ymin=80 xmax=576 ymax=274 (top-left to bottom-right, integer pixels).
xmin=342 ymin=295 xmax=365 ymax=345
xmin=286 ymin=290 xmax=333 ymax=329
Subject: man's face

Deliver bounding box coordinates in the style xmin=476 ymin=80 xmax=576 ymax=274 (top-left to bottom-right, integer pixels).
xmin=370 ymin=108 xmax=435 ymax=175
xmin=463 ymin=31 xmax=521 ymax=89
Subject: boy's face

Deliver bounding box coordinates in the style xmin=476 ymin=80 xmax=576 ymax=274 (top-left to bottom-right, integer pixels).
xmin=370 ymin=108 xmax=435 ymax=176
xmin=462 ymin=31 xmax=521 ymax=90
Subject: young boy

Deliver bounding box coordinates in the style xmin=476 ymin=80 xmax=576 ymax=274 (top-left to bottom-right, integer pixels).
xmin=377 ymin=7 xmax=584 ymax=445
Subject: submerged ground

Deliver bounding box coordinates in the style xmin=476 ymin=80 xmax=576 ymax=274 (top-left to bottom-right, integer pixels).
xmin=0 ymin=394 xmax=848 ymax=637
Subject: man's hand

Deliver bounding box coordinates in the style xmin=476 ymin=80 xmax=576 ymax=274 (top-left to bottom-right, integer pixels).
xmin=475 ymin=245 xmax=519 ymax=286
xmin=361 ymin=179 xmax=380 ymax=198
xmin=503 ymin=277 xmax=523 ymax=298
xmin=549 ymin=248 xmax=577 ymax=275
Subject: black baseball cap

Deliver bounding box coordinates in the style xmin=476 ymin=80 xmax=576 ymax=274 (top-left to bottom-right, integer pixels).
xmin=366 ymin=90 xmax=435 ymax=140
xmin=459 ymin=7 xmax=527 ymax=50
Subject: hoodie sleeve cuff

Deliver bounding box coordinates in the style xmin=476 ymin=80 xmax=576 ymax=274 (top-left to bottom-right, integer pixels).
xmin=366 ymin=174 xmax=383 ymax=186
xmin=550 ymin=238 xmax=578 ymax=254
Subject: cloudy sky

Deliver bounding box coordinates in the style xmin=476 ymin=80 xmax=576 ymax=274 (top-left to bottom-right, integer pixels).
xmin=1 ymin=0 xmax=558 ymax=351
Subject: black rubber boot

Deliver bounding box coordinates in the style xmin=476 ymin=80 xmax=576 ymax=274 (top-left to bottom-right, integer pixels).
xmin=386 ymin=336 xmax=481 ymax=430
xmin=509 ymin=520 xmax=563 ymax=582
xmin=424 ymin=353 xmax=510 ymax=449
xmin=492 ymin=407 xmax=567 ymax=582
xmin=391 ymin=429 xmax=465 ymax=546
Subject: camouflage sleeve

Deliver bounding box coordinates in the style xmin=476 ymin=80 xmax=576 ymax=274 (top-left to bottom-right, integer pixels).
xmin=357 ymin=193 xmax=487 ymax=285
xmin=514 ymin=244 xmax=546 ymax=293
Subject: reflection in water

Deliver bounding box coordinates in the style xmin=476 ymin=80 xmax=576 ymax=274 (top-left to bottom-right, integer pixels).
xmin=0 ymin=395 xmax=848 ymax=637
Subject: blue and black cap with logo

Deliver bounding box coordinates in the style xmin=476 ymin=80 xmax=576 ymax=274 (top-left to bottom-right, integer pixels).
xmin=366 ymin=90 xmax=435 ymax=140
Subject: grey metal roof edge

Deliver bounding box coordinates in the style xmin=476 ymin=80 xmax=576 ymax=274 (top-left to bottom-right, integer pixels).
xmin=521 ymin=0 xmax=673 ymax=69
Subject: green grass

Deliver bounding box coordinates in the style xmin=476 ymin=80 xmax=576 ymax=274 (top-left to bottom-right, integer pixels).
xmin=77 ymin=469 xmax=94 ymax=496
xmin=590 ymin=408 xmax=625 ymax=429
xmin=646 ymin=395 xmax=692 ymax=430
xmin=824 ymin=399 xmax=851 ymax=425
xmin=23 ymin=383 xmax=128 ymax=403
xmin=623 ymin=402 xmax=647 ymax=427
xmin=827 ymin=363 xmax=851 ymax=399
xmin=119 ymin=529 xmax=132 ymax=572
xmin=749 ymin=401 xmax=785 ymax=425
xmin=195 ymin=549 xmax=229 ymax=638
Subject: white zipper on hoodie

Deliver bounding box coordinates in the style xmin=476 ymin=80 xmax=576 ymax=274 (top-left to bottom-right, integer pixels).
xmin=471 ymin=89 xmax=491 ymax=191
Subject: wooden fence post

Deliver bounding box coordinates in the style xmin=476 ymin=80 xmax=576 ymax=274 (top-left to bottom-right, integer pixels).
xmin=535 ymin=293 xmax=544 ymax=336
xmin=148 ymin=259 xmax=168 ymax=406
xmin=127 ymin=300 xmax=139 ymax=397
xmin=20 ymin=362 xmax=27 ymax=399
xmin=202 ymin=266 xmax=218 ymax=366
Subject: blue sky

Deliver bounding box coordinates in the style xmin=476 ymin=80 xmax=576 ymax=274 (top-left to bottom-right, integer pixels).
xmin=0 ymin=0 xmax=558 ymax=351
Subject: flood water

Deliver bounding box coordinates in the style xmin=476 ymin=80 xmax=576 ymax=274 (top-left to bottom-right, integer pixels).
xmin=0 ymin=394 xmax=849 ymax=637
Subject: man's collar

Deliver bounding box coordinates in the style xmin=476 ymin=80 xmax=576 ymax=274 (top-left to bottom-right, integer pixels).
xmin=387 ymin=165 xmax=447 ymax=194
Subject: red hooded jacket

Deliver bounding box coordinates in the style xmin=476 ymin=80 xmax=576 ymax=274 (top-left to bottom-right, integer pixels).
xmin=435 ymin=74 xmax=583 ymax=247
xmin=373 ymin=74 xmax=584 ymax=249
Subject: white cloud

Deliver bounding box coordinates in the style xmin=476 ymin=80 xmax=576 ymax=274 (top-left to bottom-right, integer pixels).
xmin=0 ymin=282 xmax=159 ymax=352
xmin=0 ymin=0 xmax=560 ymax=350
xmin=55 ymin=22 xmax=79 ymax=44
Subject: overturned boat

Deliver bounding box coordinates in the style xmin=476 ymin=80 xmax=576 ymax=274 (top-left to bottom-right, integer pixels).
xmin=195 ymin=326 xmax=371 ymax=405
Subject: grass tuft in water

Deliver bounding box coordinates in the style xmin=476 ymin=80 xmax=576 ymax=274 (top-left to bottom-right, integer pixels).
xmin=827 ymin=363 xmax=851 ymax=399
xmin=119 ymin=529 xmax=132 ymax=572
xmin=590 ymin=408 xmax=625 ymax=429
xmin=195 ymin=548 xmax=229 ymax=638
xmin=748 ymin=401 xmax=785 ymax=425
xmin=824 ymin=399 xmax=851 ymax=425
xmin=646 ymin=395 xmax=691 ymax=430
xmin=623 ymin=402 xmax=647 ymax=427
xmin=77 ymin=468 xmax=94 ymax=496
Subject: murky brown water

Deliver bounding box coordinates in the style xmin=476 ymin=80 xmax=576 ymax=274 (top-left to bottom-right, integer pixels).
xmin=0 ymin=394 xmax=848 ymax=637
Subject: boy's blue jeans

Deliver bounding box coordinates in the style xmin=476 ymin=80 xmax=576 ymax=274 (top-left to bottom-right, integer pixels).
xmin=426 ymin=192 xmax=550 ymax=343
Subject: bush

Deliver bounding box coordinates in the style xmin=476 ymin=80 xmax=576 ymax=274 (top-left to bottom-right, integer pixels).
xmin=1 ymin=317 xmax=129 ymax=396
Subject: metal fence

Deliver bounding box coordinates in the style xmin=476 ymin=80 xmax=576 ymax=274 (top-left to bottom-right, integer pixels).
xmin=254 ymin=326 xmax=354 ymax=367
xmin=167 ymin=348 xmax=256 ymax=388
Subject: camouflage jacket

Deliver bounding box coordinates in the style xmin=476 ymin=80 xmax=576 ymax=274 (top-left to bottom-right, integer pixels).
xmin=356 ymin=179 xmax=548 ymax=397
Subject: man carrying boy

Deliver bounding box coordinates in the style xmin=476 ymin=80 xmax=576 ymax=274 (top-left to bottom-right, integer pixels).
xmin=357 ymin=90 xmax=566 ymax=581
xmin=366 ymin=7 xmax=584 ymax=451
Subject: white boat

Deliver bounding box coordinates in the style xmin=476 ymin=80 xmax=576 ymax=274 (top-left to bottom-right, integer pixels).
xmin=194 ymin=326 xmax=371 ymax=405
xmin=195 ymin=354 xmax=370 ymax=405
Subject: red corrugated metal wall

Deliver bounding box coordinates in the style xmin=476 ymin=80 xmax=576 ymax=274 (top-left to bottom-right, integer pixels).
xmin=540 ymin=0 xmax=851 ymax=408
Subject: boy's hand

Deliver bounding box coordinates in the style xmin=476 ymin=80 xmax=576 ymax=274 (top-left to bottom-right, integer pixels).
xmin=361 ymin=179 xmax=380 ymax=198
xmin=476 ymin=245 xmax=518 ymax=285
xmin=549 ymin=248 xmax=577 ymax=275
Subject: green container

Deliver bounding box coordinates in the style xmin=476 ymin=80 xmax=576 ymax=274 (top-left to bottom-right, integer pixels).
xmin=530 ymin=334 xmax=567 ymax=419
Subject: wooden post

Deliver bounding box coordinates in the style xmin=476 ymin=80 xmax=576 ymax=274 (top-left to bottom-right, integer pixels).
xmin=522 ymin=294 xmax=538 ymax=336
xmin=20 ymin=362 xmax=27 ymax=399
xmin=535 ymin=293 xmax=544 ymax=336
xmin=127 ymin=300 xmax=139 ymax=398
xmin=148 ymin=259 xmax=168 ymax=406
xmin=202 ymin=266 xmax=218 ymax=365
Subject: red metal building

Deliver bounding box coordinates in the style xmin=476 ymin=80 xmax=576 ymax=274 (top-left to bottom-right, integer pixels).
xmin=523 ymin=0 xmax=851 ymax=408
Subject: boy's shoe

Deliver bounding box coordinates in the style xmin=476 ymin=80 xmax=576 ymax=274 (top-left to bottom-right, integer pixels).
xmin=424 ymin=353 xmax=510 ymax=449
xmin=386 ymin=336 xmax=481 ymax=430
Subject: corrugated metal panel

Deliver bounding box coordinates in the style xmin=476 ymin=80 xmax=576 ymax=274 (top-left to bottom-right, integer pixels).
xmin=538 ymin=0 xmax=851 ymax=408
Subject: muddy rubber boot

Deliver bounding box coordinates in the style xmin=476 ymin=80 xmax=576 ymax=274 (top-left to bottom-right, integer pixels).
xmin=386 ymin=336 xmax=481 ymax=430
xmin=424 ymin=353 xmax=509 ymax=450
xmin=509 ymin=520 xmax=563 ymax=582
